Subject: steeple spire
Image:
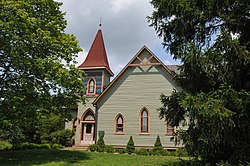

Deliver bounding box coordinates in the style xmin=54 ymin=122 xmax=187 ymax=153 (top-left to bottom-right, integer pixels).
xmin=79 ymin=29 xmax=113 ymax=76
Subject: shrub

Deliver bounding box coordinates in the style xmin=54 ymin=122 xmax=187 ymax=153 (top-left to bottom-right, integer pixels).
xmin=115 ymin=148 xmax=127 ymax=154
xmin=153 ymin=135 xmax=163 ymax=151
xmin=151 ymin=149 xmax=169 ymax=156
xmin=126 ymin=136 xmax=135 ymax=154
xmin=0 ymin=140 xmax=13 ymax=151
xmin=21 ymin=142 xmax=39 ymax=150
xmin=97 ymin=134 xmax=105 ymax=148
xmin=105 ymin=145 xmax=114 ymax=153
xmin=216 ymin=161 xmax=231 ymax=166
xmin=51 ymin=143 xmax=63 ymax=149
xmin=39 ymin=144 xmax=51 ymax=149
xmin=12 ymin=142 xmax=52 ymax=150
xmin=135 ymin=148 xmax=149 ymax=156
xmin=49 ymin=129 xmax=74 ymax=146
xmin=176 ymin=148 xmax=188 ymax=157
xmin=88 ymin=144 xmax=99 ymax=152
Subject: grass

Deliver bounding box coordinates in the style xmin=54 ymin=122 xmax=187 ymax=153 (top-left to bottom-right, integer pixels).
xmin=0 ymin=149 xmax=187 ymax=166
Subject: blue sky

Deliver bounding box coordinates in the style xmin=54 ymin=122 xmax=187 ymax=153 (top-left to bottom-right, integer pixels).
xmin=56 ymin=0 xmax=180 ymax=76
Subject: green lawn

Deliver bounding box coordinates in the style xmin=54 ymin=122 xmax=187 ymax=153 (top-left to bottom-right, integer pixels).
xmin=0 ymin=149 xmax=187 ymax=166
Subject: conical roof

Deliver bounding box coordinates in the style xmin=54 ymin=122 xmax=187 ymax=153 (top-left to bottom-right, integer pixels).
xmin=79 ymin=29 xmax=113 ymax=76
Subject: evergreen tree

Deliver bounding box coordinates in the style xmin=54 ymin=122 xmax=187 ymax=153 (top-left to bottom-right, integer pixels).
xmin=126 ymin=136 xmax=135 ymax=154
xmin=97 ymin=132 xmax=105 ymax=148
xmin=153 ymin=135 xmax=163 ymax=151
xmin=148 ymin=0 xmax=250 ymax=164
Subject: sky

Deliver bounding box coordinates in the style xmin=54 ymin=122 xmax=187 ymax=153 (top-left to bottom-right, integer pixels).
xmin=56 ymin=0 xmax=180 ymax=76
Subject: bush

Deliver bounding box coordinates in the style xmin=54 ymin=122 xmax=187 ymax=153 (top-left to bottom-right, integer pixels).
xmin=51 ymin=143 xmax=63 ymax=149
xmin=39 ymin=143 xmax=51 ymax=150
xmin=49 ymin=129 xmax=74 ymax=146
xmin=12 ymin=142 xmax=52 ymax=150
xmin=151 ymin=149 xmax=169 ymax=156
xmin=0 ymin=140 xmax=13 ymax=151
xmin=21 ymin=142 xmax=39 ymax=150
xmin=88 ymin=144 xmax=99 ymax=152
xmin=126 ymin=136 xmax=135 ymax=154
xmin=105 ymin=145 xmax=114 ymax=153
xmin=216 ymin=161 xmax=231 ymax=166
xmin=135 ymin=149 xmax=149 ymax=156
xmin=115 ymin=148 xmax=127 ymax=154
xmin=153 ymin=135 xmax=163 ymax=151
xmin=176 ymin=148 xmax=188 ymax=157
xmin=97 ymin=134 xmax=105 ymax=148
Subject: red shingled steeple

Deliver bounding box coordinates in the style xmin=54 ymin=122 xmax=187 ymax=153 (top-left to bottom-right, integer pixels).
xmin=79 ymin=29 xmax=113 ymax=76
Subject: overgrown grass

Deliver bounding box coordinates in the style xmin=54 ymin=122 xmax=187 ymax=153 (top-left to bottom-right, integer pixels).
xmin=0 ymin=149 xmax=187 ymax=166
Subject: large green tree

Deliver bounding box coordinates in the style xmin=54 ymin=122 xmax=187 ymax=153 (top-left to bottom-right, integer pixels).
xmin=148 ymin=0 xmax=250 ymax=164
xmin=0 ymin=0 xmax=84 ymax=143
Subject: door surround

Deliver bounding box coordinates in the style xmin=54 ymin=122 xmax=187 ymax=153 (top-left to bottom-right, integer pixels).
xmin=80 ymin=109 xmax=96 ymax=145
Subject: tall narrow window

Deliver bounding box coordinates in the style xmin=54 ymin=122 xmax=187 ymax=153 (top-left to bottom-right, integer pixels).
xmin=165 ymin=119 xmax=175 ymax=135
xmin=140 ymin=109 xmax=149 ymax=133
xmin=88 ymin=79 xmax=95 ymax=94
xmin=115 ymin=115 xmax=124 ymax=134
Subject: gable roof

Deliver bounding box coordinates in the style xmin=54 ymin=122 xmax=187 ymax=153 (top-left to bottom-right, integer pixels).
xmin=78 ymin=29 xmax=114 ymax=76
xmin=93 ymin=45 xmax=176 ymax=105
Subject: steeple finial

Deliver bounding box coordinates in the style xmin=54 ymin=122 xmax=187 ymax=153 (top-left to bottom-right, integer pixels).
xmin=99 ymin=17 xmax=102 ymax=28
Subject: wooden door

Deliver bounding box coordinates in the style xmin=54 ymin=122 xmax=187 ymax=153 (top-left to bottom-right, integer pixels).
xmin=83 ymin=123 xmax=94 ymax=144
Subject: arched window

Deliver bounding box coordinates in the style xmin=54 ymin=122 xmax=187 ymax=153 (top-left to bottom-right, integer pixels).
xmin=88 ymin=78 xmax=95 ymax=94
xmin=83 ymin=111 xmax=95 ymax=121
xmin=115 ymin=114 xmax=124 ymax=134
xmin=140 ymin=108 xmax=149 ymax=133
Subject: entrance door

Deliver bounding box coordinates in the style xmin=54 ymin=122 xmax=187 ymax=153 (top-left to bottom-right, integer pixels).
xmin=83 ymin=123 xmax=94 ymax=144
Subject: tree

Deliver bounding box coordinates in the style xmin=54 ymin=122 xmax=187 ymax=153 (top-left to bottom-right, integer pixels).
xmin=148 ymin=0 xmax=250 ymax=164
xmin=0 ymin=0 xmax=84 ymax=144
xmin=126 ymin=136 xmax=135 ymax=154
xmin=153 ymin=135 xmax=163 ymax=151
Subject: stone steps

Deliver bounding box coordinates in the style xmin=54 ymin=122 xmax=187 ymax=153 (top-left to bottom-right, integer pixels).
xmin=64 ymin=145 xmax=89 ymax=150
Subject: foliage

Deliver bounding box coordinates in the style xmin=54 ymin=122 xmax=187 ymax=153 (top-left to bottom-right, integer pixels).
xmin=88 ymin=144 xmax=99 ymax=152
xmin=175 ymin=148 xmax=188 ymax=157
xmin=153 ymin=135 xmax=163 ymax=151
xmin=105 ymin=145 xmax=114 ymax=153
xmin=97 ymin=131 xmax=105 ymax=149
xmin=50 ymin=143 xmax=63 ymax=149
xmin=115 ymin=148 xmax=127 ymax=154
xmin=149 ymin=0 xmax=250 ymax=164
xmin=126 ymin=136 xmax=135 ymax=154
xmin=12 ymin=142 xmax=52 ymax=150
xmin=0 ymin=140 xmax=13 ymax=151
xmin=48 ymin=129 xmax=74 ymax=146
xmin=135 ymin=148 xmax=149 ymax=156
xmin=0 ymin=150 xmax=187 ymax=166
xmin=0 ymin=0 xmax=85 ymax=144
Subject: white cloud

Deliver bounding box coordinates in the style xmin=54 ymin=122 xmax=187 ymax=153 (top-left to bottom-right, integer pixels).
xmin=76 ymin=50 xmax=87 ymax=67
xmin=55 ymin=0 xmax=180 ymax=76
xmin=110 ymin=0 xmax=133 ymax=14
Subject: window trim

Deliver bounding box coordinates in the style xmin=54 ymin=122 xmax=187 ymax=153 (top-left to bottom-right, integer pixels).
xmin=165 ymin=120 xmax=176 ymax=136
xmin=139 ymin=107 xmax=150 ymax=134
xmin=87 ymin=78 xmax=96 ymax=95
xmin=81 ymin=108 xmax=96 ymax=122
xmin=115 ymin=114 xmax=125 ymax=135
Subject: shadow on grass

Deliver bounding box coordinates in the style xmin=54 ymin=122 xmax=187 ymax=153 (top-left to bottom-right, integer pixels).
xmin=0 ymin=149 xmax=90 ymax=166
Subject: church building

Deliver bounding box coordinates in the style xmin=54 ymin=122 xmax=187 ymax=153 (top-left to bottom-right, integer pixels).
xmin=65 ymin=28 xmax=181 ymax=149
